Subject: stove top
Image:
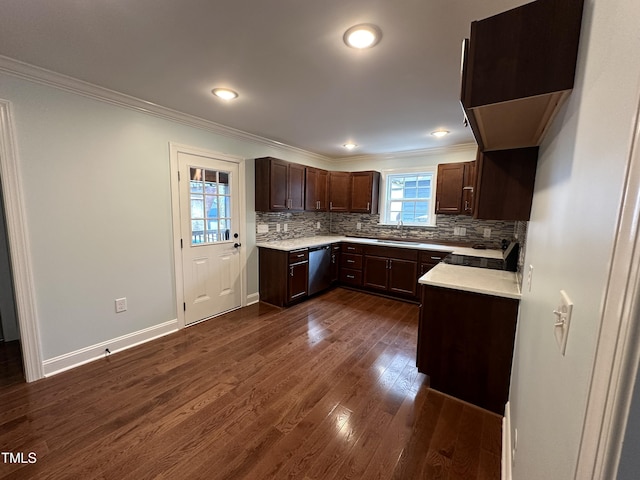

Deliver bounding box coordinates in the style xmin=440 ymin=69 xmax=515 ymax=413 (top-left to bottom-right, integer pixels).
xmin=443 ymin=254 xmax=509 ymax=271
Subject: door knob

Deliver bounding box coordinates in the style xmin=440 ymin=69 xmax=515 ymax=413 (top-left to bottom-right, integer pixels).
xmin=234 ymin=243 xmax=242 ymax=248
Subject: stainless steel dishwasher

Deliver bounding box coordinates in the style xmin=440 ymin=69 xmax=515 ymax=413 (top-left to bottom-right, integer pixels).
xmin=308 ymin=245 xmax=332 ymax=295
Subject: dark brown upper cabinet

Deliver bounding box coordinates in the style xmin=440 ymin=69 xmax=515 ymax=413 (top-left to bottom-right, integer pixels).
xmin=436 ymin=162 xmax=475 ymax=215
xmin=304 ymin=167 xmax=328 ymax=211
xmin=461 ymin=0 xmax=584 ymax=151
xmin=255 ymin=157 xmax=305 ymax=212
xmin=350 ymin=171 xmax=380 ymax=214
xmin=474 ymin=147 xmax=538 ymax=221
xmin=328 ymin=171 xmax=351 ymax=212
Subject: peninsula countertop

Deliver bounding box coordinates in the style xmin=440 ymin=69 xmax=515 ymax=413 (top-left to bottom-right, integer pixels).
xmin=256 ymin=235 xmax=505 ymax=259
xmin=418 ymin=263 xmax=521 ymax=300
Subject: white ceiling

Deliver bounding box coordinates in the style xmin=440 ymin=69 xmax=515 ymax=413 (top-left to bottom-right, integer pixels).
xmin=0 ymin=0 xmax=529 ymax=159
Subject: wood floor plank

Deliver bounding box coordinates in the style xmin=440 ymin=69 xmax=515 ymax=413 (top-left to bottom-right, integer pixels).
xmin=0 ymin=288 xmax=501 ymax=480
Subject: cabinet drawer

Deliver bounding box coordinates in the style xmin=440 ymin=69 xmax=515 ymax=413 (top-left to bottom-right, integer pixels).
xmin=341 ymin=243 xmax=363 ymax=254
xmin=340 ymin=269 xmax=362 ymax=286
xmin=288 ymin=249 xmax=308 ymax=263
xmin=340 ymin=253 xmax=362 ymax=270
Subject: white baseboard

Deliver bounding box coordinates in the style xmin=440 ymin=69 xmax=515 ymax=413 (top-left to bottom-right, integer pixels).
xmin=246 ymin=292 xmax=260 ymax=306
xmin=42 ymin=319 xmax=179 ymax=377
xmin=503 ymin=401 xmax=513 ymax=480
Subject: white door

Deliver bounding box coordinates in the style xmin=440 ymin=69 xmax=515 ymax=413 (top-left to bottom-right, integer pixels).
xmin=178 ymin=151 xmax=241 ymax=325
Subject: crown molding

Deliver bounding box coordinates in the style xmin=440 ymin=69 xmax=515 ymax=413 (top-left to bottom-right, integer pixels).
xmin=0 ymin=55 xmax=478 ymax=165
xmin=0 ymin=55 xmax=330 ymax=163
xmin=326 ymin=142 xmax=478 ymax=165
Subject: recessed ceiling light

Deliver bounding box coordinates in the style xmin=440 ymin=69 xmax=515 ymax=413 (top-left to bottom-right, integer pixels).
xmin=343 ymin=143 xmax=358 ymax=150
xmin=211 ymin=88 xmax=238 ymax=100
xmin=343 ymin=24 xmax=382 ymax=49
xmin=431 ymin=130 xmax=450 ymax=138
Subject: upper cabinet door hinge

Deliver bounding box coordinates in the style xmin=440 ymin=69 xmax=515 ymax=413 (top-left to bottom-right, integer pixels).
xmin=180 ymin=238 xmax=183 ymax=249
xmin=178 ymin=171 xmax=181 ymax=181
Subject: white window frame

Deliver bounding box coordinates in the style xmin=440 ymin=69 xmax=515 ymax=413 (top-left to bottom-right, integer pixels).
xmin=379 ymin=166 xmax=437 ymax=227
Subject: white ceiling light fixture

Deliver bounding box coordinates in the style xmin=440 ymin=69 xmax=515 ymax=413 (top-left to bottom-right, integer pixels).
xmin=343 ymin=24 xmax=382 ymax=49
xmin=211 ymin=88 xmax=239 ymax=100
xmin=343 ymin=143 xmax=358 ymax=150
xmin=431 ymin=130 xmax=450 ymax=138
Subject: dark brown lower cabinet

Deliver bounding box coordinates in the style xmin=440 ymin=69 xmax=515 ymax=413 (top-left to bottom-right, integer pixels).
xmin=362 ymin=245 xmax=418 ymax=299
xmin=258 ymin=247 xmax=308 ymax=307
xmin=417 ymin=285 xmax=519 ymax=415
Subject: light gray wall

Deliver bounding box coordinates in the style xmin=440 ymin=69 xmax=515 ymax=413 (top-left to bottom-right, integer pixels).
xmin=0 ymin=72 xmax=324 ymax=360
xmin=509 ymin=0 xmax=640 ymax=478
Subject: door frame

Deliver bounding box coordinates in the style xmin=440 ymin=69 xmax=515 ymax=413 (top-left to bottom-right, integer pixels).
xmin=0 ymin=99 xmax=43 ymax=382
xmin=169 ymin=142 xmax=247 ymax=329
xmin=574 ymin=90 xmax=640 ymax=478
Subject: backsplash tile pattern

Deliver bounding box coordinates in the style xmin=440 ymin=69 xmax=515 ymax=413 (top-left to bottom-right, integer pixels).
xmin=255 ymin=212 xmax=332 ymax=242
xmin=257 ymin=211 xmax=519 ymax=249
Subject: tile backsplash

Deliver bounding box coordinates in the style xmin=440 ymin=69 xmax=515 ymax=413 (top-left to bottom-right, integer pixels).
xmin=256 ymin=211 xmax=521 ymax=249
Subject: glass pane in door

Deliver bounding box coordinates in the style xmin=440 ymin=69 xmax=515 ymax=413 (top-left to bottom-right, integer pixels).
xmin=190 ymin=167 xmax=233 ymax=245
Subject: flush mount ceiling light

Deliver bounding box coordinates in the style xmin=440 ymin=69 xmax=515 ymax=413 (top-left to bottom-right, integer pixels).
xmin=343 ymin=143 xmax=358 ymax=150
xmin=343 ymin=24 xmax=382 ymax=49
xmin=431 ymin=130 xmax=450 ymax=138
xmin=211 ymin=88 xmax=239 ymax=100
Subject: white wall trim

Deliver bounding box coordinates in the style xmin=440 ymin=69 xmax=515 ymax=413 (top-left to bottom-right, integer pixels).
xmin=574 ymin=87 xmax=640 ymax=478
xmin=42 ymin=319 xmax=178 ymax=377
xmin=168 ymin=143 xmax=247 ymax=329
xmin=0 ymin=54 xmax=329 ymax=165
xmin=0 ymin=99 xmax=44 ymax=382
xmin=503 ymin=401 xmax=513 ymax=480
xmin=246 ymin=292 xmax=260 ymax=306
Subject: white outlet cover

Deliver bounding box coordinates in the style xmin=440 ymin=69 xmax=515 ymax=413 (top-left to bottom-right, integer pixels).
xmin=115 ymin=297 xmax=127 ymax=313
xmin=484 ymin=228 xmax=491 ymax=238
xmin=356 ymin=222 xmax=362 ymax=230
xmin=554 ymin=290 xmax=573 ymax=355
xmin=283 ymin=223 xmax=288 ymax=232
xmin=276 ymin=223 xmax=281 ymax=232
xmin=256 ymin=224 xmax=269 ymax=234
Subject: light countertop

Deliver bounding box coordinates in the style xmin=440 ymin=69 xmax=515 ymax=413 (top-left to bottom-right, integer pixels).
xmin=256 ymin=236 xmax=504 ymax=259
xmin=418 ymin=263 xmax=521 ymax=300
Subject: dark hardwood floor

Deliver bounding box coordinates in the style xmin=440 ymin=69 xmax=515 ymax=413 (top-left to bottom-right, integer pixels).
xmin=0 ymin=340 xmax=23 ymax=389
xmin=0 ymin=288 xmax=501 ymax=479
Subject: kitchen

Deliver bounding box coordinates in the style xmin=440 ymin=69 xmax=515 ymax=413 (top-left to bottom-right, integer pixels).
xmin=0 ymin=0 xmax=639 ymax=479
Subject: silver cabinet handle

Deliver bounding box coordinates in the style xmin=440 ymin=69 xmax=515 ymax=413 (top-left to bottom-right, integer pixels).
xmin=290 ymin=266 xmax=294 ymax=277
xmin=330 ymin=201 xmax=333 ymax=210
xmin=347 ymin=259 xmax=355 ymax=263
xmin=297 ymin=254 xmax=305 ymax=258
xmin=346 ymin=274 xmax=355 ymax=279
xmin=431 ymin=256 xmax=442 ymax=261
xmin=367 ymin=202 xmax=370 ymax=211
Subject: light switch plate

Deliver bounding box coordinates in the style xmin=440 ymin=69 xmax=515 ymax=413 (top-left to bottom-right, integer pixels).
xmin=115 ymin=297 xmax=127 ymax=313
xmin=256 ymin=224 xmax=268 ymax=234
xmin=554 ymin=290 xmax=573 ymax=355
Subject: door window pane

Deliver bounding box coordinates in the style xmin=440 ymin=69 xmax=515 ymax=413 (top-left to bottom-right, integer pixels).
xmin=190 ymin=167 xmax=233 ymax=245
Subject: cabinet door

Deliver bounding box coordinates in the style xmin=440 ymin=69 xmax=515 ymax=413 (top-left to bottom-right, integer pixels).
xmin=329 ymin=172 xmax=351 ymax=212
xmin=436 ymin=163 xmax=465 ymax=214
xmin=388 ymin=258 xmax=418 ymax=296
xmin=330 ymin=244 xmax=340 ymax=282
xmin=288 ymin=261 xmax=308 ymax=303
xmin=305 ymin=167 xmax=328 ymax=211
xmin=363 ymin=255 xmax=389 ymax=291
xmin=462 ymin=161 xmax=476 ymax=215
xmin=317 ymin=169 xmax=328 ymax=210
xmin=350 ymin=171 xmax=380 ymax=213
xmin=474 ymin=147 xmax=538 ymax=220
xmin=288 ymin=163 xmax=305 ymax=211
xmin=269 ymin=158 xmax=289 ymax=210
